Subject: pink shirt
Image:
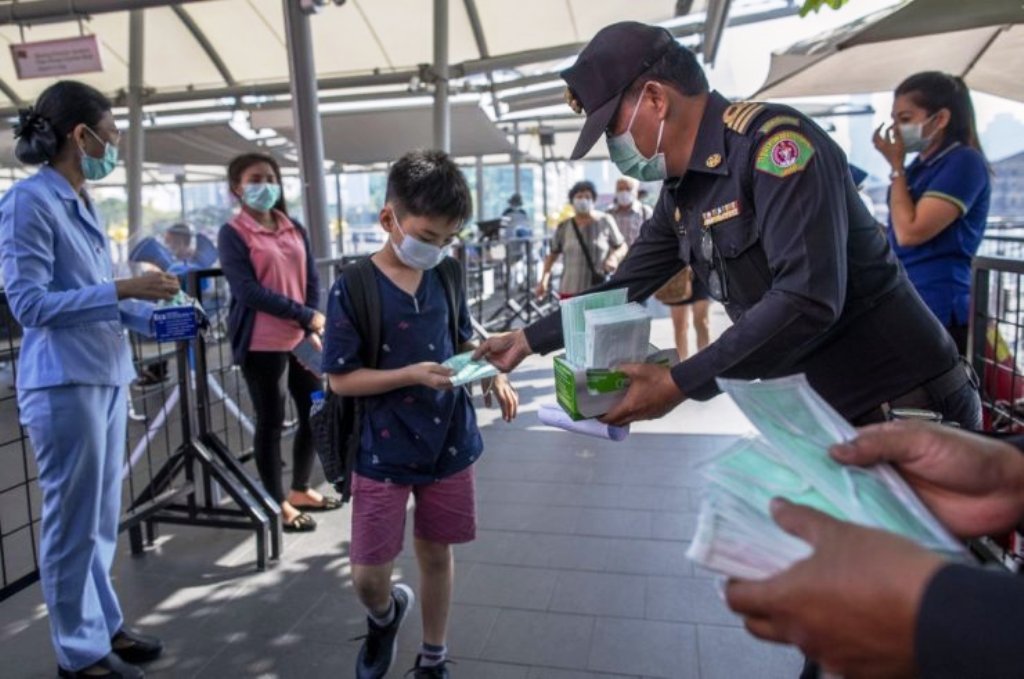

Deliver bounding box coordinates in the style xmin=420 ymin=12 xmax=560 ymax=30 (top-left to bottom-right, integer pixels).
xmin=230 ymin=210 xmax=308 ymax=352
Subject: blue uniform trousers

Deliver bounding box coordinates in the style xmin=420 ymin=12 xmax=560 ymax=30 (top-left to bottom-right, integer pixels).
xmin=19 ymin=385 xmax=126 ymax=670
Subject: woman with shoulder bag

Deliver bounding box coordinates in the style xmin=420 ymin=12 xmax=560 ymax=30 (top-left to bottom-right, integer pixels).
xmin=536 ymin=180 xmax=627 ymax=300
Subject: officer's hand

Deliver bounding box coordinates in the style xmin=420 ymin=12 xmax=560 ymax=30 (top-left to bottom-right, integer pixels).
xmin=831 ymin=420 xmax=1024 ymax=539
xmin=872 ymin=123 xmax=906 ymax=170
xmin=115 ymin=272 xmax=180 ymax=301
xmin=599 ymin=362 xmax=685 ymax=426
xmin=725 ymin=499 xmax=944 ymax=678
xmin=472 ymin=330 xmax=533 ymax=373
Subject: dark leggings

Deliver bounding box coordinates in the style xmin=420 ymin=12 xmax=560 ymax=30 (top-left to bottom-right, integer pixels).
xmin=241 ymin=351 xmax=321 ymax=504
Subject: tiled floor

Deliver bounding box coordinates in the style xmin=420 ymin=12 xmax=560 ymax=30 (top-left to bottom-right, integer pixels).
xmin=0 ymin=312 xmax=801 ymax=678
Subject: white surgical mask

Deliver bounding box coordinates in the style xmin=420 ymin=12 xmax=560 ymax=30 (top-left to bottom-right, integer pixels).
xmin=607 ymin=84 xmax=668 ymax=182
xmin=615 ymin=190 xmax=634 ymax=207
xmin=899 ymin=114 xmax=936 ymax=153
xmin=390 ymin=208 xmax=447 ymax=270
xmin=572 ymin=197 xmax=593 ymax=215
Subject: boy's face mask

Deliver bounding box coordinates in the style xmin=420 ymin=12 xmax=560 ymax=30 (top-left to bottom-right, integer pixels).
xmin=390 ymin=208 xmax=447 ymax=270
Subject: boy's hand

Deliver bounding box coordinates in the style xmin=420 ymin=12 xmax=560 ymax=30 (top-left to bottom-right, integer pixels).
xmin=483 ymin=374 xmax=518 ymax=422
xmin=405 ymin=362 xmax=454 ymax=390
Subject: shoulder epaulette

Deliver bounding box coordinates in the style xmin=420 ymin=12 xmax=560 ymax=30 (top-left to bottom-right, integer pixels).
xmin=722 ymin=102 xmax=766 ymax=135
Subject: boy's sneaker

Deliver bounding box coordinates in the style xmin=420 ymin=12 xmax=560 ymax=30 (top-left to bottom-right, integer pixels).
xmin=405 ymin=655 xmax=453 ymax=678
xmin=356 ymin=584 xmax=415 ymax=679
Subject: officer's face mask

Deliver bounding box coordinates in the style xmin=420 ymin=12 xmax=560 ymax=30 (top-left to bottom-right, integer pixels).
xmin=390 ymin=208 xmax=447 ymax=270
xmin=898 ymin=113 xmax=937 ymax=154
xmin=572 ymin=197 xmax=594 ymax=215
xmin=607 ymin=84 xmax=668 ymax=182
xmin=240 ymin=183 xmax=282 ymax=212
xmin=79 ymin=126 xmax=118 ymax=181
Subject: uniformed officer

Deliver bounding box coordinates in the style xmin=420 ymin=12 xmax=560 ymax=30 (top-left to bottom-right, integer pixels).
xmin=0 ymin=81 xmax=176 ymax=678
xmin=475 ymin=21 xmax=981 ymax=431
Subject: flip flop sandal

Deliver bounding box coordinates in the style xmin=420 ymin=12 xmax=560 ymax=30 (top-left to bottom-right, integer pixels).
xmin=295 ymin=496 xmax=343 ymax=512
xmin=282 ymin=512 xmax=317 ymax=532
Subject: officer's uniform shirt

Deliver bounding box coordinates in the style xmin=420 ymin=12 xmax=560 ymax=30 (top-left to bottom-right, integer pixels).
xmin=524 ymin=91 xmax=959 ymax=422
xmin=0 ymin=165 xmax=151 ymax=391
xmin=888 ymin=141 xmax=990 ymax=326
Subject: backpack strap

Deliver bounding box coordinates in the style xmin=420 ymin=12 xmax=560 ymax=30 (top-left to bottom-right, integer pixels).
xmin=341 ymin=257 xmax=382 ymax=369
xmin=436 ymin=256 xmax=463 ymax=349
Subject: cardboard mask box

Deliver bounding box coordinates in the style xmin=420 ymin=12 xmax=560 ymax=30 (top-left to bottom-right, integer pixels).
xmin=553 ymin=348 xmax=677 ymax=420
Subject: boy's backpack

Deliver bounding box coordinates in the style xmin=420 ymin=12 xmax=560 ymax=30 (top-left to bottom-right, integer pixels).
xmin=311 ymin=255 xmax=463 ymax=502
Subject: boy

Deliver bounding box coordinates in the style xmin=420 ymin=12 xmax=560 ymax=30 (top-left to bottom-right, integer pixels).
xmin=323 ymin=150 xmax=518 ymax=679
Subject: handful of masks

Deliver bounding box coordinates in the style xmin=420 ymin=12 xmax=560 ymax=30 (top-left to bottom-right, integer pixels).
xmin=686 ymin=375 xmax=966 ymax=580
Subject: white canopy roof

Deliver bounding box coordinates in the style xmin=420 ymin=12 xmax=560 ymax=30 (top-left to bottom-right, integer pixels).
xmin=0 ymin=0 xmax=692 ymax=107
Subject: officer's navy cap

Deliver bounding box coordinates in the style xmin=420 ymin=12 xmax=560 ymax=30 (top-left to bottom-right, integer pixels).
xmin=561 ymin=22 xmax=677 ymax=160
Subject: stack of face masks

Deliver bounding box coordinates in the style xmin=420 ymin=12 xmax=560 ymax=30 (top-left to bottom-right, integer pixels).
xmin=559 ymin=288 xmax=628 ymax=368
xmin=687 ymin=375 xmax=966 ymax=580
xmin=443 ymin=350 xmax=499 ymax=387
xmin=584 ymin=302 xmax=651 ymax=369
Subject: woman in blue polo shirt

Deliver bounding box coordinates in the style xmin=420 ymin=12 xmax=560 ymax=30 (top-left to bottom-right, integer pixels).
xmin=874 ymin=71 xmax=990 ymax=355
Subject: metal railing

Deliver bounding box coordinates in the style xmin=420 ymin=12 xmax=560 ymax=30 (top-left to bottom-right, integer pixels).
xmin=970 ymin=254 xmax=1024 ymax=433
xmin=0 ymin=237 xmax=566 ymax=600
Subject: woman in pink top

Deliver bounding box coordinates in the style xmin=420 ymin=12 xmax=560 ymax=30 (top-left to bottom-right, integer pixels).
xmin=217 ymin=153 xmax=337 ymax=532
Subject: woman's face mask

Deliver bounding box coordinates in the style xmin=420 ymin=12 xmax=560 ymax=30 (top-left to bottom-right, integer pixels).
xmin=79 ymin=126 xmax=118 ymax=181
xmin=572 ymin=197 xmax=594 ymax=215
xmin=607 ymin=84 xmax=668 ymax=182
xmin=390 ymin=208 xmax=447 ymax=270
xmin=240 ymin=182 xmax=282 ymax=212
xmin=898 ymin=113 xmax=938 ymax=153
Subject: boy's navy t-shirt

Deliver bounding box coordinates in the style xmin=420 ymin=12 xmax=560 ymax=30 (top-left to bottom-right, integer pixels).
xmin=322 ymin=261 xmax=482 ymax=485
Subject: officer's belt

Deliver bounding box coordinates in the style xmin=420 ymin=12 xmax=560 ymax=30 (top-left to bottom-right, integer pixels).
xmin=856 ymin=357 xmax=978 ymax=426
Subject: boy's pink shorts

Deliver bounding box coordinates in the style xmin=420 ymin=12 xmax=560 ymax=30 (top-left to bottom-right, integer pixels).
xmin=349 ymin=466 xmax=477 ymax=566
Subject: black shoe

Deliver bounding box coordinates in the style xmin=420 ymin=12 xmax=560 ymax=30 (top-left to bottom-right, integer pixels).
xmin=57 ymin=653 xmax=144 ymax=678
xmin=355 ymin=584 xmax=415 ymax=679
xmin=405 ymin=655 xmax=453 ymax=678
xmin=111 ymin=628 xmax=164 ymax=664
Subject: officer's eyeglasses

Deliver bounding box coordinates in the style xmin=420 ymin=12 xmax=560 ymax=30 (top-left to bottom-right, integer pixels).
xmin=701 ymin=229 xmax=728 ymax=303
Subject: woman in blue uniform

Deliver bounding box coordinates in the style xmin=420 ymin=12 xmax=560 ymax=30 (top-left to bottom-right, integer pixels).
xmin=0 ymin=81 xmax=180 ymax=678
xmin=874 ymin=72 xmax=991 ymax=355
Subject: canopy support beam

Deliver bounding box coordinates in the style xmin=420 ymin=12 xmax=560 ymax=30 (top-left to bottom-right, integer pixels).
xmin=433 ymin=0 xmax=450 ymax=152
xmin=127 ymin=9 xmax=145 ymax=242
xmin=283 ymin=0 xmax=330 ymax=259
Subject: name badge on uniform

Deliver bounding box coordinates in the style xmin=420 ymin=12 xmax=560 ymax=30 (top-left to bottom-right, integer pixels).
xmin=702 ymin=201 xmax=741 ymax=228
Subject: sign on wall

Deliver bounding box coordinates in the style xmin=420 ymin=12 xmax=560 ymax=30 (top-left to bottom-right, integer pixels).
xmin=10 ymin=35 xmax=103 ymax=80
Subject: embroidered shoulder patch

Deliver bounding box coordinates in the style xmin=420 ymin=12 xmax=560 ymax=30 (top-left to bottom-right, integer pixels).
xmin=758 ymin=115 xmax=801 ymax=135
xmin=755 ymin=130 xmax=815 ymax=178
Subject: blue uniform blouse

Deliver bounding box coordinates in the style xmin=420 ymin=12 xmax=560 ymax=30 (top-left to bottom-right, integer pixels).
xmin=888 ymin=142 xmax=990 ymax=326
xmin=0 ymin=166 xmax=152 ymax=390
